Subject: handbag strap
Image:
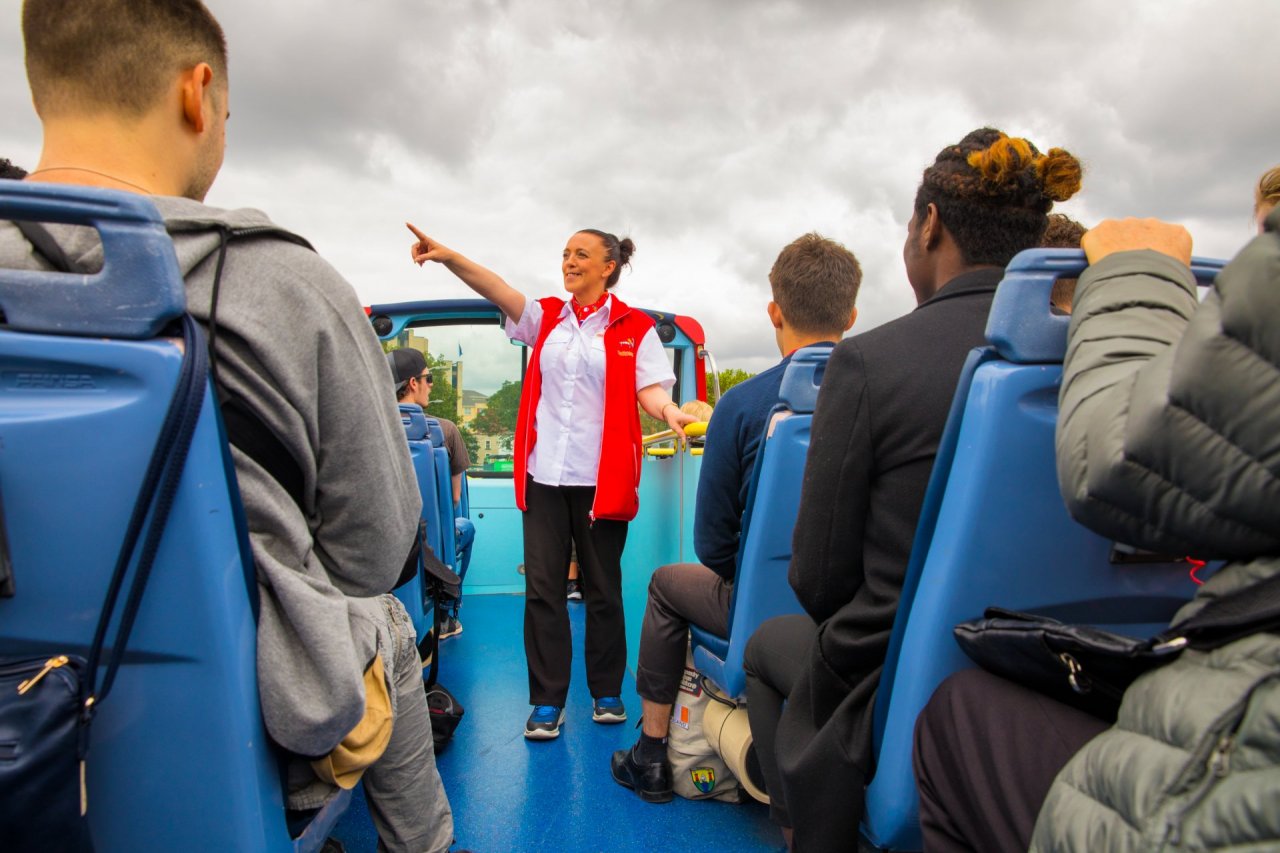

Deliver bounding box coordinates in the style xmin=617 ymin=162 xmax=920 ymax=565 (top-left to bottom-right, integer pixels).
xmin=1154 ymin=569 xmax=1280 ymax=653
xmin=14 ymin=219 xmax=209 ymax=716
xmin=83 ymin=313 xmax=208 ymax=716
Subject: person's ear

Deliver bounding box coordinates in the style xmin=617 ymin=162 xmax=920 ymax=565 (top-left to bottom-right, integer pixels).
xmin=921 ymin=203 xmax=943 ymax=250
xmin=180 ymin=63 xmax=216 ymax=133
xmin=766 ymin=301 xmax=785 ymax=330
xmin=844 ymin=306 xmax=858 ymax=332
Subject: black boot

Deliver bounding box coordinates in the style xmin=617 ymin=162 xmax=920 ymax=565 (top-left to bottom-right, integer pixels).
xmin=610 ymin=744 xmax=673 ymax=803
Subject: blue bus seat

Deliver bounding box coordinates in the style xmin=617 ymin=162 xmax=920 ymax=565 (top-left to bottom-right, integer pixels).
xmin=690 ymin=346 xmax=829 ymax=700
xmin=395 ymin=403 xmax=443 ymax=641
xmin=424 ymin=418 xmax=459 ymax=571
xmin=859 ymin=249 xmax=1226 ymax=852
xmin=0 ymin=183 xmax=346 ymax=852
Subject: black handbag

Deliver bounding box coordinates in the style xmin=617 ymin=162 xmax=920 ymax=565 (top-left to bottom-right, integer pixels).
xmin=954 ymin=569 xmax=1280 ymax=721
xmin=0 ymin=312 xmax=208 ymax=852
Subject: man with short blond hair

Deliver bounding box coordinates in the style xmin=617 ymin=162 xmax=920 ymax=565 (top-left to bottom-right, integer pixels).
xmin=4 ymin=2 xmax=453 ymax=849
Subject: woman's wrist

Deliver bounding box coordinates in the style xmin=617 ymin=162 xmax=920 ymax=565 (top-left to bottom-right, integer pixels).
xmin=660 ymin=401 xmax=679 ymax=420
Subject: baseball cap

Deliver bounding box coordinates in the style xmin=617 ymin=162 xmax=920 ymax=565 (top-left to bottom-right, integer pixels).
xmin=387 ymin=348 xmax=429 ymax=384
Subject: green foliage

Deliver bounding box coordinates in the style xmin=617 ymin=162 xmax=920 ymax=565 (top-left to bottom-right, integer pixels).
xmin=424 ymin=352 xmax=461 ymax=421
xmin=708 ymin=368 xmax=755 ymax=405
xmin=458 ymin=423 xmax=480 ymax=462
xmin=472 ymin=379 xmax=522 ymax=435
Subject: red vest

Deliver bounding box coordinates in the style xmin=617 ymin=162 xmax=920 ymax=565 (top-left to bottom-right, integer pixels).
xmin=513 ymin=295 xmax=656 ymax=522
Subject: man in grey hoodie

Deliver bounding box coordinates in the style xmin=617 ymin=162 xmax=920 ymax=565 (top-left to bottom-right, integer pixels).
xmin=3 ymin=1 xmax=453 ymax=850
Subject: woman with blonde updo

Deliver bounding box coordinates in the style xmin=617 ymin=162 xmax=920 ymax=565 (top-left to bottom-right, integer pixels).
xmin=743 ymin=127 xmax=1083 ymax=851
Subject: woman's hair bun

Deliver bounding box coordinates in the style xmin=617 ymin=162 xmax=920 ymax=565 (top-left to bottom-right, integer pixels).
xmin=1037 ymin=148 xmax=1083 ymax=202
xmin=966 ymin=135 xmax=1037 ymax=187
xmin=963 ymin=134 xmax=1082 ymax=204
xmin=618 ymin=237 xmax=636 ymax=266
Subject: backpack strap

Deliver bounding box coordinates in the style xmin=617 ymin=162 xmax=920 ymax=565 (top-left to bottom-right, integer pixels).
xmin=14 ymin=220 xmax=77 ymax=274
xmin=202 ymin=225 xmax=312 ymax=512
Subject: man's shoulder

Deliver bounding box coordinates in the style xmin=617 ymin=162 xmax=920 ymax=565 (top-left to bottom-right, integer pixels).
xmin=157 ymin=197 xmax=362 ymax=323
xmin=719 ymin=359 xmax=787 ymax=405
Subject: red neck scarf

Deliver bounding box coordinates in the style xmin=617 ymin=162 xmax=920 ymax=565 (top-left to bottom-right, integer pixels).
xmin=571 ymin=292 xmax=609 ymax=324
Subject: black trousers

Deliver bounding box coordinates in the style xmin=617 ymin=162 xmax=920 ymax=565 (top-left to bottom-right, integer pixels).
xmin=522 ymin=477 xmax=628 ymax=706
xmin=634 ymin=562 xmax=733 ymax=705
xmin=912 ymin=669 xmax=1109 ymax=852
xmin=743 ymin=613 xmax=816 ymax=828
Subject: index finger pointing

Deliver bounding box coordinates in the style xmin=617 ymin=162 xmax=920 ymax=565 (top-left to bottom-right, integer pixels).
xmin=405 ymin=222 xmax=429 ymax=241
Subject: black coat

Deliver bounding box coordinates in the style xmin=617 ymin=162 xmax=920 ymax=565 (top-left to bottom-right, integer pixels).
xmin=776 ymin=269 xmax=1001 ymax=851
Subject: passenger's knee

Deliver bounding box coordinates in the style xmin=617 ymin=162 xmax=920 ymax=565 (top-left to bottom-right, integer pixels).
xmin=645 ymin=563 xmax=681 ymax=607
xmin=915 ymin=668 xmax=989 ymax=745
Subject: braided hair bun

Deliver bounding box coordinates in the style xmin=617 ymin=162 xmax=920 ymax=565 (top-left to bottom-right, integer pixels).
xmin=914 ymin=128 xmax=1084 ymax=266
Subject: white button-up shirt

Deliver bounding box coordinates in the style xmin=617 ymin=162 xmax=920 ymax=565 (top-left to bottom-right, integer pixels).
xmin=506 ymin=296 xmax=675 ymax=487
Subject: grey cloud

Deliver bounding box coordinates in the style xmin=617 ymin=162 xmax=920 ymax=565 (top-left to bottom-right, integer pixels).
xmin=3 ymin=0 xmax=1277 ymax=373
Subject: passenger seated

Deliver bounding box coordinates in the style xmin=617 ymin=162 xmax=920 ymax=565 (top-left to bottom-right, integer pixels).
xmin=3 ymin=2 xmax=454 ymax=849
xmin=1041 ymin=213 xmax=1087 ymax=314
xmin=388 ymin=347 xmax=474 ymax=639
xmin=611 ymin=233 xmax=861 ymax=803
xmin=743 ymin=129 xmax=1083 ymax=850
xmin=912 ymin=216 xmax=1280 ymax=852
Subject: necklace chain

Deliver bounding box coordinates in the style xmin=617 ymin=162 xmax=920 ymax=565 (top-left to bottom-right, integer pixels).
xmin=26 ymin=166 xmax=153 ymax=195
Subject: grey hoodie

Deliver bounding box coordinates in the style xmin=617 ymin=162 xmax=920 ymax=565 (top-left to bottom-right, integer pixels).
xmin=0 ymin=195 xmax=421 ymax=756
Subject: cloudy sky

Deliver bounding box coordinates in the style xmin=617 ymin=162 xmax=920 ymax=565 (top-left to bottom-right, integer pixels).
xmin=2 ymin=0 xmax=1277 ymax=373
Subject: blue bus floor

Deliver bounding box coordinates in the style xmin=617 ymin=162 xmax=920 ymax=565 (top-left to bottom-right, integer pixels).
xmin=331 ymin=593 xmax=783 ymax=853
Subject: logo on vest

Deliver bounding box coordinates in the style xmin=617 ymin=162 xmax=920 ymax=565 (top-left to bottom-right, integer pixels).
xmin=690 ymin=767 xmax=716 ymax=794
xmin=617 ymin=336 xmax=636 ymax=357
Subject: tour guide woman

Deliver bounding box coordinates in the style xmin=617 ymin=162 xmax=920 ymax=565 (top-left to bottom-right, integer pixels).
xmin=407 ymin=223 xmax=698 ymax=739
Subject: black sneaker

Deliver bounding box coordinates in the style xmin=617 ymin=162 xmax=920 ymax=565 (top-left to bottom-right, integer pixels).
xmin=610 ymin=745 xmax=673 ymax=803
xmin=566 ymin=579 xmax=583 ymax=601
xmin=524 ymin=705 xmax=565 ymax=740
xmin=592 ymin=696 xmax=627 ymax=723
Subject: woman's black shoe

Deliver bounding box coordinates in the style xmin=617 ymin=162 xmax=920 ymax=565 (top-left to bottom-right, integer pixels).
xmin=610 ymin=746 xmax=673 ymax=803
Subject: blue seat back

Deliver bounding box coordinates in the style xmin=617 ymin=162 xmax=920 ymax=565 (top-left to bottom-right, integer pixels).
xmin=425 ymin=418 xmax=458 ymax=570
xmin=0 ymin=183 xmax=344 ymax=851
xmin=394 ymin=404 xmax=442 ymax=639
xmin=860 ymin=249 xmax=1226 ymax=851
xmin=690 ymin=346 xmax=828 ymax=699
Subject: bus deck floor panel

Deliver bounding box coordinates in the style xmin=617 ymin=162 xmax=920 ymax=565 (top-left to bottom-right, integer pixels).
xmin=331 ymin=592 xmax=783 ymax=852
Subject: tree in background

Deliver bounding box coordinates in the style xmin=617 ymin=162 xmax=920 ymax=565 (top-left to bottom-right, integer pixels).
xmin=423 ymin=353 xmax=461 ymax=421
xmin=458 ymin=423 xmax=480 ymax=462
xmin=472 ymin=379 xmax=521 ymax=449
xmin=708 ymin=368 xmax=754 ymax=406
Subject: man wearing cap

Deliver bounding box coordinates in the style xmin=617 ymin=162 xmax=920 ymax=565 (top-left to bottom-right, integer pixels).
xmin=389 ymin=347 xmax=473 ymax=639
xmin=389 ymin=348 xmax=472 ymax=509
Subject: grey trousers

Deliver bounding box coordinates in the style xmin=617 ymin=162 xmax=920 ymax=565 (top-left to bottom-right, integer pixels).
xmin=289 ymin=595 xmax=455 ymax=853
xmin=634 ymin=562 xmax=732 ymax=705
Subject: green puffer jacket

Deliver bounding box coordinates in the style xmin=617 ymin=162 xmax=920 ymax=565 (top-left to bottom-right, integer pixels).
xmin=1031 ymin=211 xmax=1280 ymax=851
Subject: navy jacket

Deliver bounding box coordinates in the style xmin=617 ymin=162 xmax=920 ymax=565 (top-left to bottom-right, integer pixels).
xmin=694 ymin=344 xmax=835 ymax=580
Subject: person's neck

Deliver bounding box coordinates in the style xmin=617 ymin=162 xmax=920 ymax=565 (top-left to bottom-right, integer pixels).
xmin=572 ymin=287 xmax=607 ymax=307
xmin=33 ymin=119 xmax=182 ymax=197
xmin=778 ymin=330 xmax=838 ymax=356
xmin=912 ymin=259 xmax=998 ymax=304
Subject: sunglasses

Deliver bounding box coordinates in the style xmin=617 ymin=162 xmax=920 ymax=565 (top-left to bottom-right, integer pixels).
xmin=417 ymin=372 xmax=434 ymax=384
